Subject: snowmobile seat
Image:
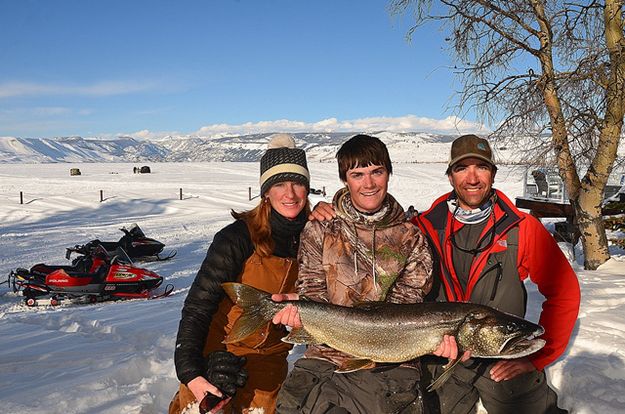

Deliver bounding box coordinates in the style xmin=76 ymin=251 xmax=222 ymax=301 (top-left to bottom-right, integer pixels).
xmin=30 ymin=263 xmax=77 ymax=277
xmin=30 ymin=258 xmax=95 ymax=278
xmin=98 ymin=241 xmax=119 ymax=254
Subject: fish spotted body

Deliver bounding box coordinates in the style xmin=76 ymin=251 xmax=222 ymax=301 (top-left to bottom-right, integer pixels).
xmin=221 ymin=282 xmax=545 ymax=387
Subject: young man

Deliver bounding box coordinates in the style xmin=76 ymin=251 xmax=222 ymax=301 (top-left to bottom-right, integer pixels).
xmin=414 ymin=134 xmax=580 ymax=414
xmin=273 ymin=134 xmax=434 ymax=413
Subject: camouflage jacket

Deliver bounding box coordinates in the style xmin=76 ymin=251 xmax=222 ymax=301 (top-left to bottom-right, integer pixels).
xmin=297 ymin=187 xmax=433 ymax=366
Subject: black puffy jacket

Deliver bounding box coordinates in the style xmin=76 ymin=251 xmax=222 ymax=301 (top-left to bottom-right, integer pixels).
xmin=174 ymin=210 xmax=304 ymax=385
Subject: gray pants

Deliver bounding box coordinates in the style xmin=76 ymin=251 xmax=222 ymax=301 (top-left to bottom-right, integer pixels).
xmin=276 ymin=358 xmax=426 ymax=414
xmin=422 ymin=357 xmax=566 ymax=414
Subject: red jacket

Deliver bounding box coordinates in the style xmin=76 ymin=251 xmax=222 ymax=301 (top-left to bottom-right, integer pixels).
xmin=413 ymin=189 xmax=580 ymax=370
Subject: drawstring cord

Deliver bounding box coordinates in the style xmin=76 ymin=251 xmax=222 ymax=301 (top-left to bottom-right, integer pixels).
xmin=351 ymin=223 xmax=379 ymax=293
xmin=372 ymin=225 xmax=377 ymax=289
xmin=353 ymin=223 xmax=358 ymax=275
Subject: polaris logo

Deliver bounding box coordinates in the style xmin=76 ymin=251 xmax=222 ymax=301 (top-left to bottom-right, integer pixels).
xmin=113 ymin=272 xmax=135 ymax=280
xmin=104 ymin=285 xmax=116 ymax=291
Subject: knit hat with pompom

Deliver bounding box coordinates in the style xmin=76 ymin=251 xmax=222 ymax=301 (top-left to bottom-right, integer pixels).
xmin=259 ymin=133 xmax=310 ymax=195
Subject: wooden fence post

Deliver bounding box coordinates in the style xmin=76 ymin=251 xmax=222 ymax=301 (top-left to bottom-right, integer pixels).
xmin=20 ymin=191 xmax=23 ymax=204
xmin=100 ymin=190 xmax=103 ymax=202
xmin=249 ymin=187 xmax=252 ymax=201
xmin=179 ymin=188 xmax=183 ymax=200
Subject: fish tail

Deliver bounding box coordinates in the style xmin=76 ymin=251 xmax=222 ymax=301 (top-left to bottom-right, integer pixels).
xmin=221 ymin=282 xmax=283 ymax=344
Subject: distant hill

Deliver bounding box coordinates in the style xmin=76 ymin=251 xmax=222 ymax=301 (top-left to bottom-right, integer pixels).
xmin=0 ymin=132 xmax=520 ymax=164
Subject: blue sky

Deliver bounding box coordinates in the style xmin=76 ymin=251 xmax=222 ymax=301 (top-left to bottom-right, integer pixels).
xmin=0 ymin=0 xmax=484 ymax=138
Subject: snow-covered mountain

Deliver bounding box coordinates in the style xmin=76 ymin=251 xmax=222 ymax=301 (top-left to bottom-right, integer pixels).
xmin=0 ymin=135 xmax=167 ymax=163
xmin=0 ymin=132 xmax=467 ymax=164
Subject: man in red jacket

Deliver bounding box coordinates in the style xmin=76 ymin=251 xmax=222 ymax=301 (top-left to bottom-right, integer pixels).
xmin=414 ymin=134 xmax=580 ymax=414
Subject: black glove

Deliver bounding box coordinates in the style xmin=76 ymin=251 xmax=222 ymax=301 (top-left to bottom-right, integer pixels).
xmin=205 ymin=350 xmax=248 ymax=397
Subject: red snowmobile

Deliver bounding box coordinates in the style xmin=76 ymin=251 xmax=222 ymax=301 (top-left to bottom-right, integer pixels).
xmin=8 ymin=243 xmax=173 ymax=307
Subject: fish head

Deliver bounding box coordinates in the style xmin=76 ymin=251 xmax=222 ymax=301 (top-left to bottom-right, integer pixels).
xmin=457 ymin=306 xmax=546 ymax=359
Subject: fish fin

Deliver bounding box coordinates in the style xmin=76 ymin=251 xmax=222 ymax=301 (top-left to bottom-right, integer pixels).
xmin=427 ymin=358 xmax=462 ymax=392
xmin=282 ymin=327 xmax=321 ymax=345
xmin=334 ymin=358 xmax=376 ymax=373
xmin=221 ymin=282 xmax=276 ymax=344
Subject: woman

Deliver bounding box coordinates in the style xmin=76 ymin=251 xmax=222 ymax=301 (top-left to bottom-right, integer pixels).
xmin=169 ymin=134 xmax=311 ymax=414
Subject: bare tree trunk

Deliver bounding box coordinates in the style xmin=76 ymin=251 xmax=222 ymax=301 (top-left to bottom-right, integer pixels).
xmin=575 ymin=190 xmax=610 ymax=269
xmin=529 ymin=0 xmax=621 ymax=269
xmin=577 ymin=0 xmax=625 ymax=269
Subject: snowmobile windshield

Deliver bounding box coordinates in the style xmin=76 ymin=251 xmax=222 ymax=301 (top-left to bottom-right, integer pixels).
xmin=127 ymin=224 xmax=145 ymax=238
xmin=91 ymin=243 xmax=110 ymax=259
xmin=111 ymin=247 xmax=133 ymax=265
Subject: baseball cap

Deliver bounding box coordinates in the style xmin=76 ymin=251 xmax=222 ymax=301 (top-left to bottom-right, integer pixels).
xmin=448 ymin=134 xmax=495 ymax=169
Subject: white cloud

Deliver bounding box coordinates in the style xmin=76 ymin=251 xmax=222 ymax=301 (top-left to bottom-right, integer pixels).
xmin=31 ymin=107 xmax=73 ymax=116
xmin=0 ymin=106 xmax=72 ymax=117
xmin=193 ymin=115 xmax=488 ymax=137
xmin=0 ymin=107 xmax=94 ymax=137
xmin=0 ymin=81 xmax=160 ymax=98
xmin=131 ymin=130 xmax=154 ymax=139
xmin=0 ymin=106 xmax=94 ymax=122
xmin=127 ymin=129 xmax=183 ymax=141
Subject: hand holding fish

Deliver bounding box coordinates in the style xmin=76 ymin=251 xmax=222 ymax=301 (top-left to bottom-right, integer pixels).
xmin=271 ymin=293 xmax=302 ymax=328
xmin=489 ymin=357 xmax=535 ymax=382
xmin=433 ymin=334 xmax=471 ymax=362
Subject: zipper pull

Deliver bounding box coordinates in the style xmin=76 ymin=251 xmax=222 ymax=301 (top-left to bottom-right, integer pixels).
xmin=489 ymin=263 xmax=503 ymax=301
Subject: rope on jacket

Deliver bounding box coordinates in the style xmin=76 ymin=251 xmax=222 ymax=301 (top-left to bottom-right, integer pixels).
xmin=372 ymin=225 xmax=377 ymax=289
xmin=336 ymin=209 xmax=385 ymax=295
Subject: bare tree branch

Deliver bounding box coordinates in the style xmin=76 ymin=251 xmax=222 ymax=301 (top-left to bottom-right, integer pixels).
xmin=390 ymin=0 xmax=625 ymax=269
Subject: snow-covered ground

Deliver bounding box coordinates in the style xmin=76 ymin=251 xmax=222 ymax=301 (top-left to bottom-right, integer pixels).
xmin=0 ymin=162 xmax=623 ymax=413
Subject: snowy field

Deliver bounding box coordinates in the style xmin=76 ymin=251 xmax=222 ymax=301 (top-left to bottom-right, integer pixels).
xmin=0 ymin=162 xmax=624 ymax=413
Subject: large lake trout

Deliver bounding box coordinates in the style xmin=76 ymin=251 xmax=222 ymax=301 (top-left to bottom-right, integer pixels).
xmin=222 ymin=282 xmax=545 ymax=390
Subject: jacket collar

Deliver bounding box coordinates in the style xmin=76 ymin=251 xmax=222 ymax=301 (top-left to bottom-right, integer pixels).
xmin=418 ymin=189 xmax=524 ymax=248
xmin=333 ymin=187 xmax=406 ymax=228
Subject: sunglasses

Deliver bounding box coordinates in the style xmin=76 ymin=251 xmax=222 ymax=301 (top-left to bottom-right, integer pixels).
xmin=199 ymin=393 xmax=230 ymax=414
